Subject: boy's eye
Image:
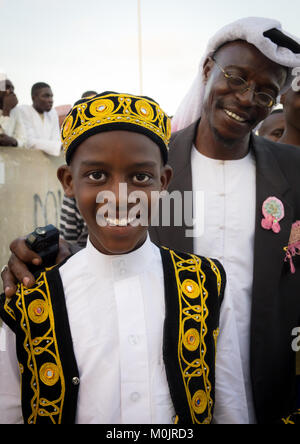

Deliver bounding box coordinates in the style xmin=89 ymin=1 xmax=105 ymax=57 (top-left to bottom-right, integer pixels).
xmin=88 ymin=171 xmax=106 ymax=181
xmin=133 ymin=173 xmax=151 ymax=183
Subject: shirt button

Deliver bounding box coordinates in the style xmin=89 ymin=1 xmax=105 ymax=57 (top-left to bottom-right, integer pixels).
xmin=72 ymin=377 xmax=80 ymax=386
xmin=219 ymin=193 xmax=225 ymax=197
xmin=130 ymin=392 xmax=140 ymax=402
xmin=219 ymin=226 xmax=224 ymax=230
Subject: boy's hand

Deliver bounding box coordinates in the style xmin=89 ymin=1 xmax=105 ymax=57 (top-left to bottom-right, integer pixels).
xmin=1 ymin=236 xmax=72 ymax=298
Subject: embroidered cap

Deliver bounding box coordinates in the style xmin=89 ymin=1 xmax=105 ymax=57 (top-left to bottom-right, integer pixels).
xmin=61 ymin=91 xmax=171 ymax=165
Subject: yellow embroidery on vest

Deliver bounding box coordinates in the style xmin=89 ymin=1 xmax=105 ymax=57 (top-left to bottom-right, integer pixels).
xmin=207 ymin=258 xmax=222 ymax=296
xmin=28 ymin=299 xmax=49 ymax=324
xmin=39 ymin=363 xmax=60 ymax=386
xmin=192 ymin=390 xmax=208 ymax=415
xmin=213 ymin=328 xmax=220 ymax=362
xmin=169 ymin=250 xmax=220 ymax=424
xmin=15 ymin=272 xmax=66 ymax=424
xmin=4 ymin=297 xmax=16 ymax=321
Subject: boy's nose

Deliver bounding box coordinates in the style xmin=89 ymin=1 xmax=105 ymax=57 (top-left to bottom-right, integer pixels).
xmin=112 ymin=182 xmax=129 ymax=215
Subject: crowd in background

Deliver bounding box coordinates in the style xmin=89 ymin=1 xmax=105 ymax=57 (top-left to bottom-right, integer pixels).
xmin=0 ymin=81 xmax=98 ymax=156
xmin=1 ymin=78 xmax=300 ymax=159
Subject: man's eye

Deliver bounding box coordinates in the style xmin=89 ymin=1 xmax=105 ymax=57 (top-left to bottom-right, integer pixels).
xmin=133 ymin=173 xmax=151 ymax=183
xmin=272 ymin=129 xmax=284 ymax=138
xmin=88 ymin=172 xmax=106 ymax=181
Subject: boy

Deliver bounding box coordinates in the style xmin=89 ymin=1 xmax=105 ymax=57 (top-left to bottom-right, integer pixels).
xmin=0 ymin=92 xmax=225 ymax=424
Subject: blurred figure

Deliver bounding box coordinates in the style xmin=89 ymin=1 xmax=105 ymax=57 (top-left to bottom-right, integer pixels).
xmin=0 ymin=79 xmax=26 ymax=148
xmin=280 ymin=88 xmax=300 ymax=147
xmin=81 ymin=90 xmax=97 ymax=98
xmin=257 ymin=109 xmax=285 ymax=142
xmin=19 ymin=82 xmax=61 ymax=156
xmin=55 ymin=104 xmax=72 ymax=128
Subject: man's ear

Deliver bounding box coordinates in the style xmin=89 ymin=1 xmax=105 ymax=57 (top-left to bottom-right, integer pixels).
xmin=160 ymin=164 xmax=173 ymax=191
xmin=57 ymin=165 xmax=75 ymax=198
xmin=202 ymin=57 xmax=215 ymax=84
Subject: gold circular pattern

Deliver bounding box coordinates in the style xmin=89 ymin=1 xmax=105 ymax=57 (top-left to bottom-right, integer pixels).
xmin=39 ymin=363 xmax=60 ymax=386
xmin=89 ymin=99 xmax=114 ymax=117
xmin=28 ymin=299 xmax=49 ymax=324
xmin=183 ymin=328 xmax=200 ymax=351
xmin=182 ymin=279 xmax=200 ymax=299
xmin=192 ymin=390 xmax=207 ymax=414
xmin=62 ymin=115 xmax=74 ymax=138
xmin=135 ymin=100 xmax=154 ymax=121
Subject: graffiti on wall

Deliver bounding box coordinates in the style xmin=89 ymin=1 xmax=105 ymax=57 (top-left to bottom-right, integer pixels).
xmin=33 ymin=189 xmax=62 ymax=228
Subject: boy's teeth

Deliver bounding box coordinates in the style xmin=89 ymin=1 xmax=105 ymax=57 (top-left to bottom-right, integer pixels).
xmin=105 ymin=217 xmax=135 ymax=226
xmin=224 ymin=109 xmax=246 ymax=122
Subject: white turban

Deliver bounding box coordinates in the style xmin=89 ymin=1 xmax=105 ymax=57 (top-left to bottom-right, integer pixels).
xmin=171 ymin=17 xmax=300 ymax=133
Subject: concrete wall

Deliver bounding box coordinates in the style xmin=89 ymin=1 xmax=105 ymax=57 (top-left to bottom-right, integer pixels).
xmin=0 ymin=147 xmax=64 ymax=285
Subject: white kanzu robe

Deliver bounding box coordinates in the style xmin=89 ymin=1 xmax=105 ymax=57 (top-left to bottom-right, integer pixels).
xmin=19 ymin=105 xmax=61 ymax=156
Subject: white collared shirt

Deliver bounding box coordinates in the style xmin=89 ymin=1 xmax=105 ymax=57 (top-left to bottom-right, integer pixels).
xmin=60 ymin=236 xmax=174 ymax=424
xmin=18 ymin=105 xmax=61 ymax=156
xmin=0 ymin=237 xmax=174 ymax=424
xmin=191 ymin=145 xmax=257 ymax=424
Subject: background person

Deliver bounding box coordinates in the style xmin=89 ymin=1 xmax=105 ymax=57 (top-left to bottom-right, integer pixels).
xmin=19 ymin=82 xmax=61 ymax=156
xmin=257 ymin=108 xmax=285 ymax=142
xmin=279 ymin=87 xmax=300 ymax=147
xmin=159 ymin=17 xmax=300 ymax=425
xmin=0 ymin=79 xmax=26 ymax=148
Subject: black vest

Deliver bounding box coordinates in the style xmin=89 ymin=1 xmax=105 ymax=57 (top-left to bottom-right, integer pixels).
xmin=0 ymin=247 xmax=226 ymax=424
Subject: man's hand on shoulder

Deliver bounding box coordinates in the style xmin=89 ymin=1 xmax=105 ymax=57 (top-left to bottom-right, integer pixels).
xmin=1 ymin=236 xmax=72 ymax=298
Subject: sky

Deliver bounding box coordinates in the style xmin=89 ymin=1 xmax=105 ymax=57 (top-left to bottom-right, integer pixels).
xmin=0 ymin=0 xmax=299 ymax=116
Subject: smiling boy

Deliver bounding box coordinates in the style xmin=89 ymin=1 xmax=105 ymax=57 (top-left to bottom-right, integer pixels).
xmin=0 ymin=92 xmax=225 ymax=424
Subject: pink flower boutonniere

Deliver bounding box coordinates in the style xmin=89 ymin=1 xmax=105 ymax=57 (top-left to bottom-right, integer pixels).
xmin=261 ymin=196 xmax=285 ymax=234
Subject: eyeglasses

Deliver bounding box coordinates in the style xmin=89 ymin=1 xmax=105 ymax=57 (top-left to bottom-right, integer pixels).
xmin=212 ymin=58 xmax=276 ymax=109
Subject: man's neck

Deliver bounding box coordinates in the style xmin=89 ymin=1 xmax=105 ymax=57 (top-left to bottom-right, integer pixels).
xmin=194 ymin=118 xmax=251 ymax=160
xmin=279 ymin=123 xmax=300 ymax=148
xmin=33 ymin=104 xmax=44 ymax=115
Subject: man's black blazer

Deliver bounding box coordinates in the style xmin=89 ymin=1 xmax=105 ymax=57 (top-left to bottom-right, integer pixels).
xmin=149 ymin=120 xmax=300 ymax=424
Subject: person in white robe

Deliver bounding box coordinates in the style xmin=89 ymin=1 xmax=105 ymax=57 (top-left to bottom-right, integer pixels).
xmin=0 ymin=79 xmax=26 ymax=148
xmin=19 ymin=82 xmax=61 ymax=156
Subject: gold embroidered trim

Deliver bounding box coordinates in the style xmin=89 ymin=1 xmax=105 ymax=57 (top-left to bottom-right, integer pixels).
xmin=169 ymin=250 xmax=222 ymax=424
xmin=4 ymin=297 xmax=16 ymax=321
xmin=14 ymin=272 xmax=66 ymax=424
xmin=61 ymin=93 xmax=171 ymax=155
xmin=282 ymin=409 xmax=300 ymax=424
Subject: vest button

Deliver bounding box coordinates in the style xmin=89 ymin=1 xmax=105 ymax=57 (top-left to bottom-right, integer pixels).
xmin=72 ymin=377 xmax=80 ymax=386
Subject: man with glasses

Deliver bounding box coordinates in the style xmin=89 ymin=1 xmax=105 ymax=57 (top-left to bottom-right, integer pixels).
xmin=152 ymin=17 xmax=300 ymax=424
xmin=2 ymin=17 xmax=300 ymax=424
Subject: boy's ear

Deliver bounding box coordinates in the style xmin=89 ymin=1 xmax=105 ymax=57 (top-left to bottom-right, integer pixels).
xmin=160 ymin=164 xmax=173 ymax=191
xmin=57 ymin=165 xmax=75 ymax=198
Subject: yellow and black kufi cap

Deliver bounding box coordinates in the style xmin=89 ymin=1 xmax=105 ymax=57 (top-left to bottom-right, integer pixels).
xmin=61 ymin=91 xmax=171 ymax=165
